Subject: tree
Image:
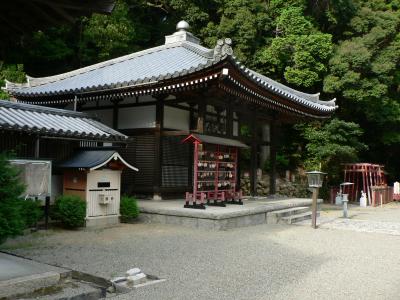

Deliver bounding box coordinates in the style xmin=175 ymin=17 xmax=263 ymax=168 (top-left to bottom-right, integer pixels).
xmin=323 ymin=2 xmax=400 ymax=178
xmin=296 ymin=119 xmax=367 ymax=185
xmin=0 ymin=153 xmax=26 ymax=243
xmin=255 ymin=5 xmax=333 ymax=89
xmin=0 ymin=63 xmax=26 ymax=99
xmin=79 ymin=0 xmax=138 ymax=65
xmin=199 ymin=0 xmax=272 ymax=63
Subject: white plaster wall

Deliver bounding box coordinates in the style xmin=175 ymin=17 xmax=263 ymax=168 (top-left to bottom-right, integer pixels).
xmin=164 ymin=106 xmax=189 ymax=131
xmin=122 ymin=95 xmax=156 ymax=104
xmin=81 ymin=98 xmax=111 ymax=108
xmin=233 ymin=121 xmax=239 ymax=137
xmin=86 ymin=109 xmax=113 ymax=127
xmin=64 ymin=103 xmax=75 ymax=111
xmin=138 ymin=95 xmax=156 ymax=103
xmin=118 ymin=106 xmax=156 ymax=129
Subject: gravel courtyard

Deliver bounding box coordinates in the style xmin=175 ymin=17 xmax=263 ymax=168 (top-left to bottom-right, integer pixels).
xmin=2 ymin=216 xmax=400 ymax=300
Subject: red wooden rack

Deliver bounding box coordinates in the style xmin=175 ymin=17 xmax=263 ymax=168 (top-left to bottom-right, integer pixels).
xmin=182 ymin=134 xmax=244 ymax=209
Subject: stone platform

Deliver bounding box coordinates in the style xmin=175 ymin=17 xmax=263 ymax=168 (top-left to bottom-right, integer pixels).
xmin=138 ymin=197 xmax=322 ymax=230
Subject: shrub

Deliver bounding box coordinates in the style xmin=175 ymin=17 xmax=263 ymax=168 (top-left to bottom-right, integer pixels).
xmin=54 ymin=195 xmax=86 ymax=228
xmin=0 ymin=153 xmax=26 ymax=243
xmin=20 ymin=199 xmax=43 ymax=228
xmin=120 ymin=196 xmax=139 ymax=222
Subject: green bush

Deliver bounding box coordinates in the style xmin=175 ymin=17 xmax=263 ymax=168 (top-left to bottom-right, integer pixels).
xmin=54 ymin=195 xmax=86 ymax=228
xmin=20 ymin=199 xmax=43 ymax=228
xmin=0 ymin=153 xmax=26 ymax=243
xmin=120 ymin=196 xmax=139 ymax=221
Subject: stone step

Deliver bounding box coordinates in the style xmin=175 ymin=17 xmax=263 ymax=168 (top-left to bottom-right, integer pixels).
xmin=280 ymin=211 xmax=320 ymax=225
xmin=267 ymin=207 xmax=310 ymax=224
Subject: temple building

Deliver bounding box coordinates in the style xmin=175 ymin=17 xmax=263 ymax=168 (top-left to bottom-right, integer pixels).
xmin=4 ymin=21 xmax=337 ymax=200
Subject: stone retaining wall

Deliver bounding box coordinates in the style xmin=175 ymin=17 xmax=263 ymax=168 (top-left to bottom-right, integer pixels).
xmin=241 ymin=173 xmax=310 ymax=198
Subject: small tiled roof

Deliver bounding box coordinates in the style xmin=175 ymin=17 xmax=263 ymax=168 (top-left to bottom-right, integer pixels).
xmin=0 ymin=100 xmax=127 ymax=142
xmin=182 ymin=134 xmax=249 ymax=148
xmin=59 ymin=149 xmax=138 ymax=171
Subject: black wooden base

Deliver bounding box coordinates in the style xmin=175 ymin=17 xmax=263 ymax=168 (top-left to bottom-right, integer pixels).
xmin=184 ymin=203 xmax=206 ymax=209
xmin=207 ymin=201 xmax=226 ymax=207
xmin=225 ymin=199 xmax=243 ymax=205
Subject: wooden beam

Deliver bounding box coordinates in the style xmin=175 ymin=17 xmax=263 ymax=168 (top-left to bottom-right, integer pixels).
xmin=27 ymin=1 xmax=62 ymax=26
xmin=226 ymin=98 xmax=233 ymax=138
xmin=153 ymin=95 xmax=165 ymax=198
xmin=111 ymin=97 xmax=122 ymax=130
xmin=31 ymin=0 xmax=112 ymax=12
xmin=269 ymin=118 xmax=278 ymax=195
xmin=196 ymin=101 xmax=206 ymax=134
xmin=51 ymin=5 xmax=76 ymax=23
xmin=250 ymin=110 xmax=258 ymax=196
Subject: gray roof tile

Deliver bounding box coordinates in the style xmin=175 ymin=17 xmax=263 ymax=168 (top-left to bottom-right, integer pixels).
xmin=0 ymin=100 xmax=127 ymax=141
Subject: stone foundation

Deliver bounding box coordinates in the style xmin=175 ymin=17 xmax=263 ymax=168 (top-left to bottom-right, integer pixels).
xmin=85 ymin=215 xmax=119 ymax=227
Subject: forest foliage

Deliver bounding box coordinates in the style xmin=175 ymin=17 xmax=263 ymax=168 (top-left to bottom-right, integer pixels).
xmin=1 ymin=0 xmax=400 ymax=182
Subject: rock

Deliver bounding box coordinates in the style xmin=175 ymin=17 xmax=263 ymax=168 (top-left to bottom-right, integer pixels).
xmin=107 ymin=285 xmax=117 ymax=293
xmin=126 ymin=268 xmax=141 ymax=277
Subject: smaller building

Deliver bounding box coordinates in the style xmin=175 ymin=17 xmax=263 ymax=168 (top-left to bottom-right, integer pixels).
xmin=60 ymin=150 xmax=138 ymax=226
xmin=0 ymin=100 xmax=134 ymax=226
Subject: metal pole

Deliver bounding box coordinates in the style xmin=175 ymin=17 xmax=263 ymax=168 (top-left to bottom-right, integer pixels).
xmin=311 ymin=188 xmax=319 ymax=229
xmin=44 ymin=196 xmax=50 ymax=229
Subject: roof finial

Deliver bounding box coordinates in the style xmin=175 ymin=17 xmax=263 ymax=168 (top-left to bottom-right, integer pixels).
xmin=165 ymin=20 xmax=200 ymax=45
xmin=176 ymin=20 xmax=190 ymax=32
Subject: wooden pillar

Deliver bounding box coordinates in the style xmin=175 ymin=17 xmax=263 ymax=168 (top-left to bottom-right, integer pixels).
xmin=197 ymin=101 xmax=206 ymax=133
xmin=34 ymin=136 xmax=40 ymax=159
xmin=226 ymin=99 xmax=233 ymax=138
xmin=189 ymin=103 xmax=195 ymax=131
xmin=73 ymin=95 xmax=78 ymax=111
xmin=153 ymin=96 xmax=165 ymax=200
xmin=250 ymin=112 xmax=258 ymax=196
xmin=269 ymin=119 xmax=277 ymax=195
xmin=111 ymin=98 xmax=121 ymax=130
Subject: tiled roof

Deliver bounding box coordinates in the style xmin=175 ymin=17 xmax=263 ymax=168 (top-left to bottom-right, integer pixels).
xmin=5 ymin=42 xmax=214 ymax=97
xmin=0 ymin=100 xmax=128 ymax=141
xmin=4 ymin=24 xmax=337 ymax=116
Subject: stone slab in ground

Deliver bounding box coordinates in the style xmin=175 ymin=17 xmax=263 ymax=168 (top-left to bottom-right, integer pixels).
xmin=20 ymin=278 xmax=105 ymax=300
xmin=0 ymin=252 xmax=70 ymax=299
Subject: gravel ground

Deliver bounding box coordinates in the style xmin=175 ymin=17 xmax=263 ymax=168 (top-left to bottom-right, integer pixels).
xmin=2 ymin=222 xmax=400 ymax=300
xmin=297 ymin=202 xmax=400 ymax=236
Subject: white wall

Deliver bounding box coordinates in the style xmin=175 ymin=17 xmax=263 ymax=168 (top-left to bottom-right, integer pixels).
xmin=233 ymin=121 xmax=239 ymax=137
xmin=118 ymin=105 xmax=156 ymax=129
xmin=86 ymin=109 xmax=113 ymax=127
xmin=164 ymin=106 xmax=189 ymax=131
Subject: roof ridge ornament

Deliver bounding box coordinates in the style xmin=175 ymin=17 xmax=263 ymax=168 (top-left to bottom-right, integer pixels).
xmin=213 ymin=38 xmax=233 ymax=59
